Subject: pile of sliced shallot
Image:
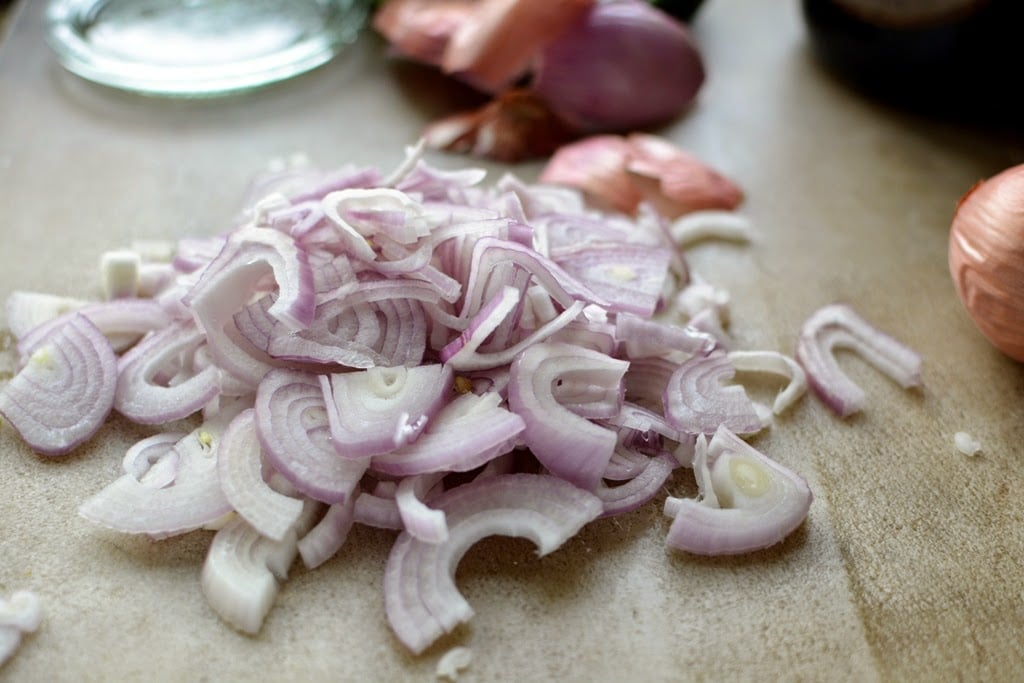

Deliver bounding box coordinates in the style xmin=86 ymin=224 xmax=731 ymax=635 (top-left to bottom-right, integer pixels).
xmin=0 ymin=142 xmax=922 ymax=656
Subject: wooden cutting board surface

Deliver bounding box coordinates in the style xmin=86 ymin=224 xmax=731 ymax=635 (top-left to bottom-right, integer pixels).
xmin=2 ymin=1 xmax=1023 ymax=680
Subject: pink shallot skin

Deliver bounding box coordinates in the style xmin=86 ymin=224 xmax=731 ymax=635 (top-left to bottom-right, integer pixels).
xmin=372 ymin=0 xmax=475 ymax=68
xmin=373 ymin=0 xmax=594 ymax=92
xmin=540 ymin=133 xmax=744 ymax=218
xmin=441 ymin=0 xmax=596 ymax=93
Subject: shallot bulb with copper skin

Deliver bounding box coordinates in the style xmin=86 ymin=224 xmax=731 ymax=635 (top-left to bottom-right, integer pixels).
xmin=948 ymin=164 xmax=1024 ymax=361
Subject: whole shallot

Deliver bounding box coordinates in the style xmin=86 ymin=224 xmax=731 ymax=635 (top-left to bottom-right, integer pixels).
xmin=949 ymin=164 xmax=1024 ymax=361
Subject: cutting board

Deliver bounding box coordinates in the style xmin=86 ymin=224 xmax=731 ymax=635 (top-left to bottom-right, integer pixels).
xmin=2 ymin=0 xmax=1023 ymax=680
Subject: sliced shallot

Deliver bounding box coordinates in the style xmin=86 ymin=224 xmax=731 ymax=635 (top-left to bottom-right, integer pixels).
xmin=727 ymin=350 xmax=807 ymax=416
xmin=383 ymin=473 xmax=602 ymax=654
xmin=200 ymin=499 xmax=319 ymax=634
xmin=0 ymin=314 xmax=116 ymax=456
xmin=663 ymin=426 xmax=812 ymax=555
xmin=321 ymin=364 xmax=454 ymax=458
xmin=0 ymin=590 xmax=42 ymax=667
xmin=663 ymin=351 xmax=762 ymax=437
xmin=508 ymin=342 xmax=627 ymax=490
xmin=114 ymin=320 xmax=220 ymax=424
xmin=795 ymin=303 xmax=922 ymax=417
xmin=217 ymin=409 xmax=304 ymax=542
xmin=255 ymin=368 xmax=367 ymax=504
xmin=78 ymin=402 xmax=246 ymax=535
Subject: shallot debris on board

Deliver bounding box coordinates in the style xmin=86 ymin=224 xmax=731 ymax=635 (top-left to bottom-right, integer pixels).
xmin=0 ymin=590 xmax=42 ymax=668
xmin=0 ymin=143 xmax=922 ymax=657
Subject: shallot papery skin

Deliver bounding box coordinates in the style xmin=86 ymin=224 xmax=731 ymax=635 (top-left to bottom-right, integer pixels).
xmin=373 ymin=0 xmax=706 ymax=160
xmin=539 ymin=134 xmax=743 ymax=218
xmin=441 ymin=0 xmax=595 ymax=93
xmin=372 ymin=0 xmax=476 ymax=68
xmin=0 ymin=144 xmax=921 ymax=657
xmin=949 ymin=164 xmax=1024 ymax=361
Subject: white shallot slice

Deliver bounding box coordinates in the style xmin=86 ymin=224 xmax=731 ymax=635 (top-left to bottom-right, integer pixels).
xmin=121 ymin=432 xmax=185 ymax=489
xmin=200 ymin=499 xmax=320 ymax=634
xmin=4 ymin=290 xmax=88 ymax=339
xmin=78 ymin=400 xmax=246 ymax=535
xmin=384 ymin=473 xmax=602 ymax=654
xmin=218 ymin=409 xmax=304 ymax=542
xmin=436 ymin=645 xmax=473 ymax=681
xmin=727 ymin=350 xmax=807 ymax=416
xmin=114 ymin=320 xmax=220 ymax=424
xmin=254 ymin=368 xmax=367 ymax=505
xmin=508 ymin=342 xmax=627 ymax=490
xmin=321 ymin=363 xmax=454 ymax=458
xmin=371 ymin=391 xmax=524 ymax=476
xmin=396 ymin=474 xmax=449 ymax=544
xmin=663 ymin=426 xmax=811 ymax=555
xmin=184 ymin=226 xmax=315 ymax=387
xmin=668 ymin=210 xmax=754 ymax=247
xmin=298 ymin=494 xmax=357 ymax=569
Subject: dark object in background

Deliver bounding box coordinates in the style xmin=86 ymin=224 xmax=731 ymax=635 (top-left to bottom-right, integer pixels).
xmin=801 ymin=0 xmax=1024 ymax=125
xmin=651 ymin=0 xmax=705 ymax=22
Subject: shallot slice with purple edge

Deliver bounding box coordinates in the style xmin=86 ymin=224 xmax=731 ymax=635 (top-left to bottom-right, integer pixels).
xmin=383 ymin=473 xmax=602 ymax=655
xmin=795 ymin=303 xmax=922 ymax=418
xmin=0 ymin=313 xmax=116 ymax=456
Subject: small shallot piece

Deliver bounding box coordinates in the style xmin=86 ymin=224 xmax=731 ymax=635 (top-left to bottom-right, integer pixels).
xmin=321 ymin=364 xmax=454 ymax=458
xmin=0 ymin=590 xmax=42 ymax=667
xmin=668 ymin=210 xmax=755 ymax=248
xmin=436 ymin=645 xmax=473 ymax=681
xmin=100 ymin=249 xmax=142 ymax=300
xmin=78 ymin=402 xmax=245 ymax=535
xmin=114 ymin=320 xmax=220 ymax=425
xmin=254 ymin=368 xmax=366 ymax=505
xmin=795 ymin=303 xmax=922 ymax=418
xmin=954 ymin=431 xmax=981 ymax=457
xmin=4 ymin=291 xmax=88 ymax=339
xmin=727 ymin=350 xmax=807 ymax=416
xmin=0 ymin=314 xmax=116 ymax=456
xmin=948 ymin=164 xmax=1024 ymax=361
xmin=663 ymin=426 xmax=812 ymax=555
xmin=298 ymin=495 xmax=357 ymax=569
xmin=383 ymin=473 xmax=602 ymax=654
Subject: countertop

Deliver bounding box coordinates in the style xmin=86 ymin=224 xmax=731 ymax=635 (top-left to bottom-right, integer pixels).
xmin=2 ymin=0 xmax=1024 ymax=681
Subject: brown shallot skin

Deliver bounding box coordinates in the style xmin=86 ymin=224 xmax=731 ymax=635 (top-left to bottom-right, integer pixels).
xmin=949 ymin=164 xmax=1024 ymax=361
xmin=422 ymin=89 xmax=577 ymax=162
